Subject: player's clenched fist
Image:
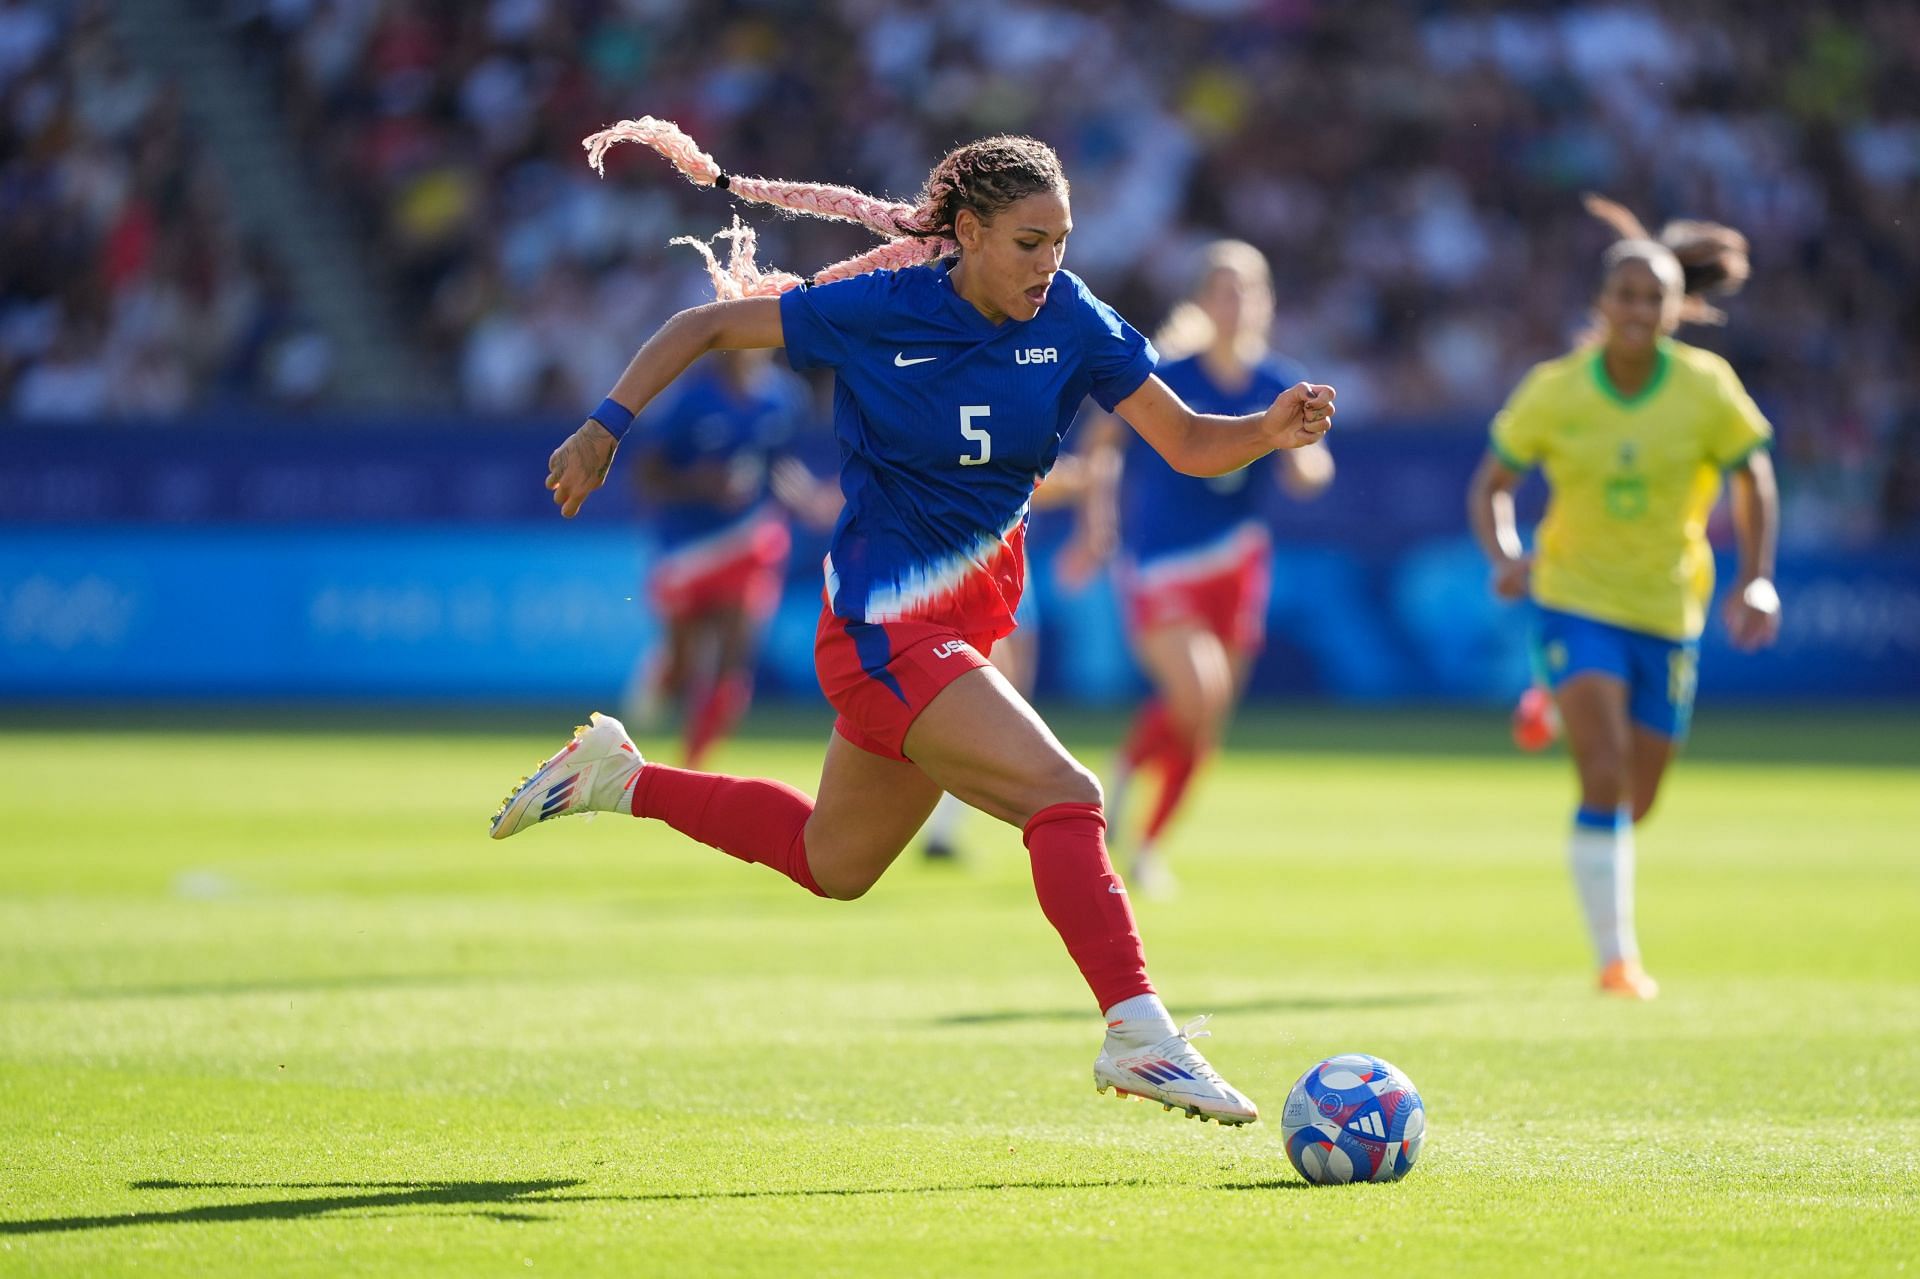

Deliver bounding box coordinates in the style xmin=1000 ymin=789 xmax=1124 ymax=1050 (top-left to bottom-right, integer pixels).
xmin=1264 ymin=382 xmax=1336 ymax=450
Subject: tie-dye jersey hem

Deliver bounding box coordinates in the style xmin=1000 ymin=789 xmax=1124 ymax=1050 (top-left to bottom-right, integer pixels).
xmin=827 ymin=506 xmax=1029 ymax=640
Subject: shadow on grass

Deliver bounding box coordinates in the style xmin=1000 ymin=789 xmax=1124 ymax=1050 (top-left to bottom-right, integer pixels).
xmin=932 ymin=991 xmax=1455 ymax=1027
xmin=0 ymin=1180 xmax=583 ymax=1236
xmin=0 ymin=1176 xmax=1162 ymax=1235
xmin=537 ymin=1178 xmax=1152 ymax=1205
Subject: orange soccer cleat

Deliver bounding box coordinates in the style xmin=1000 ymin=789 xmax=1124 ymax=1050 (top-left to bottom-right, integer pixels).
xmin=1599 ymin=959 xmax=1660 ymax=1000
xmin=1511 ymin=686 xmax=1561 ymax=752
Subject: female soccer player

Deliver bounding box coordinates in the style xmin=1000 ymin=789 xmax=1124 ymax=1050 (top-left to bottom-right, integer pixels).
xmin=1075 ymin=240 xmax=1332 ymax=896
xmin=490 ymin=118 xmax=1334 ymax=1123
xmin=625 ymin=347 xmax=815 ymax=768
xmin=1468 ymin=196 xmax=1780 ymax=999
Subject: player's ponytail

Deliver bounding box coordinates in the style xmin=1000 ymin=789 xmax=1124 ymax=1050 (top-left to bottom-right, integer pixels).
xmin=1583 ymin=193 xmax=1751 ymax=326
xmin=1659 ymin=219 xmax=1751 ymax=323
xmin=583 ymin=116 xmax=946 ymax=298
xmin=584 ymin=117 xmax=924 ymax=240
xmin=583 ymin=117 xmax=1065 ymax=300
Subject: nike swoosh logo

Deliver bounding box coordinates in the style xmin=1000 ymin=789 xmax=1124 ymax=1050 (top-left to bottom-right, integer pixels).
xmin=894 ymin=353 xmax=937 ymax=367
xmin=1108 ymin=883 xmax=1127 ymax=894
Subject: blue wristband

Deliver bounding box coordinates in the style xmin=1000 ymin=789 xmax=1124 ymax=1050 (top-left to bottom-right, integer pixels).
xmin=588 ymin=397 xmax=634 ymax=441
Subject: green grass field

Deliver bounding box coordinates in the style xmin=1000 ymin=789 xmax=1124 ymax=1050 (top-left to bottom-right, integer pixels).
xmin=2 ymin=708 xmax=1916 ymax=1276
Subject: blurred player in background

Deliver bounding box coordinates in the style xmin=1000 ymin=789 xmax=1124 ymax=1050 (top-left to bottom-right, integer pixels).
xmin=495 ymin=119 xmax=1335 ymax=1123
xmin=1073 ymin=240 xmax=1333 ymax=896
xmin=1468 ymin=196 xmax=1780 ymax=999
xmin=626 ymin=348 xmax=832 ymax=768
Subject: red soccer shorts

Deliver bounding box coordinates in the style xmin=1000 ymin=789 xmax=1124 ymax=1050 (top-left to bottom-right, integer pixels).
xmin=649 ymin=515 xmax=791 ymax=624
xmin=814 ymin=606 xmax=997 ymax=762
xmin=1122 ymin=526 xmax=1272 ymax=655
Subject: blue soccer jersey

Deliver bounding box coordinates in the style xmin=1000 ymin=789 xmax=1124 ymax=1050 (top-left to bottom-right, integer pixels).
xmin=1118 ymin=352 xmax=1303 ymax=566
xmin=781 ymin=262 xmax=1156 ymax=639
xmin=636 ymin=359 xmax=809 ymax=552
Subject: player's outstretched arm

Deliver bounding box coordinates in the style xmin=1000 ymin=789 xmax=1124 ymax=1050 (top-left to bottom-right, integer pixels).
xmin=1468 ymin=453 xmax=1531 ymax=600
xmin=546 ymin=297 xmax=785 ymax=518
xmin=1723 ymin=449 xmax=1781 ymax=651
xmin=1114 ymin=376 xmax=1334 ymax=478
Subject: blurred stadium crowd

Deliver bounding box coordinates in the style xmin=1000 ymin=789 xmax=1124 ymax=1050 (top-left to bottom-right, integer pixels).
xmin=4 ymin=0 xmax=1917 ymax=535
xmin=0 ymin=0 xmax=329 ymax=416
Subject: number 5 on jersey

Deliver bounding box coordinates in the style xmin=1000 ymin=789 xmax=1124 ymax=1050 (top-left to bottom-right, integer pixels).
xmin=959 ymin=405 xmax=992 ymax=467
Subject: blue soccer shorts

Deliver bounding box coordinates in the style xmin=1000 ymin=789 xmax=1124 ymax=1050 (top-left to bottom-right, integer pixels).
xmin=1532 ymin=605 xmax=1699 ymax=739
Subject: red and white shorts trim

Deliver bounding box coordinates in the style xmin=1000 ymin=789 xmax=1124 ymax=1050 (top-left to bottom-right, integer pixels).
xmin=1121 ymin=524 xmax=1272 ymax=655
xmin=649 ymin=515 xmax=791 ymax=623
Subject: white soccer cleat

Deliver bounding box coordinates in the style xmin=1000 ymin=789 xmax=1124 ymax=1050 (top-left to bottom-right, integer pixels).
xmin=490 ymin=711 xmax=644 ymax=840
xmin=1094 ymin=1015 xmax=1259 ymax=1125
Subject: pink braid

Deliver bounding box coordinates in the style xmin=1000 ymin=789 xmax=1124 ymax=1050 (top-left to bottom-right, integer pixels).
xmin=730 ymin=175 xmax=919 ymax=239
xmin=584 ymin=116 xmax=920 ymax=239
xmin=812 ymin=236 xmax=949 ymax=284
xmin=586 ymin=116 xmax=956 ymax=299
xmin=584 ymin=116 xmax=723 ymax=185
xmin=670 ymin=220 xmax=952 ymax=300
xmin=669 ymin=219 xmax=806 ymax=300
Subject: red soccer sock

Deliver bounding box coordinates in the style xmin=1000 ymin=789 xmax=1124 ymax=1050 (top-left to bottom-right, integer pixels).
xmin=1119 ymin=700 xmax=1173 ymax=773
xmin=684 ymin=671 xmax=752 ymax=770
xmin=1023 ymin=802 xmax=1155 ymax=1010
xmin=1141 ymin=737 xmax=1209 ymax=846
xmin=630 ymin=763 xmax=823 ymax=896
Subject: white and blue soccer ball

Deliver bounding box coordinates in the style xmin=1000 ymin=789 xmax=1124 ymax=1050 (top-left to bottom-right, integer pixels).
xmin=1281 ymin=1053 xmax=1425 ymax=1185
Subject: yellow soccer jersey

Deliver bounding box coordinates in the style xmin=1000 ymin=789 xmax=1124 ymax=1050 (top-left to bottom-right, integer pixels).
xmin=1490 ymin=338 xmax=1771 ymax=641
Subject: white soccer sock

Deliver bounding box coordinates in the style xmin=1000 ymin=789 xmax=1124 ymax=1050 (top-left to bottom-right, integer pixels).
xmin=1568 ymin=806 xmax=1638 ymax=966
xmin=923 ymin=792 xmax=968 ymax=847
xmin=1103 ymin=992 xmax=1179 ymax=1046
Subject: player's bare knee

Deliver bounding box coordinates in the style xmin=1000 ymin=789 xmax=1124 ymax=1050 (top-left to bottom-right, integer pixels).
xmin=1195 ymin=698 xmax=1231 ymax=747
xmin=1164 ymin=691 xmax=1207 ymax=734
xmin=1002 ymin=756 xmax=1102 ymax=821
xmin=1166 ymin=703 xmax=1219 ymax=752
xmin=1041 ymin=757 xmax=1103 ymax=811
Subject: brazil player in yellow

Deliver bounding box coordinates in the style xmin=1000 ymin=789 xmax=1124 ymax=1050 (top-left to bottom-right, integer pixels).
xmin=1468 ymin=196 xmax=1781 ymax=999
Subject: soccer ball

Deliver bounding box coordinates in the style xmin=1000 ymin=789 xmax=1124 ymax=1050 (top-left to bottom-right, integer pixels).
xmin=1281 ymin=1053 xmax=1425 ymax=1185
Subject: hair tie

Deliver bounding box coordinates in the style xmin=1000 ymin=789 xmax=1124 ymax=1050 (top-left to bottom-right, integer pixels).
xmin=714 ymin=171 xmax=731 ymax=191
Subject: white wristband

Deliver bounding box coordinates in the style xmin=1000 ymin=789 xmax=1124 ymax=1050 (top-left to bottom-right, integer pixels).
xmin=1741 ymin=578 xmax=1780 ymax=615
